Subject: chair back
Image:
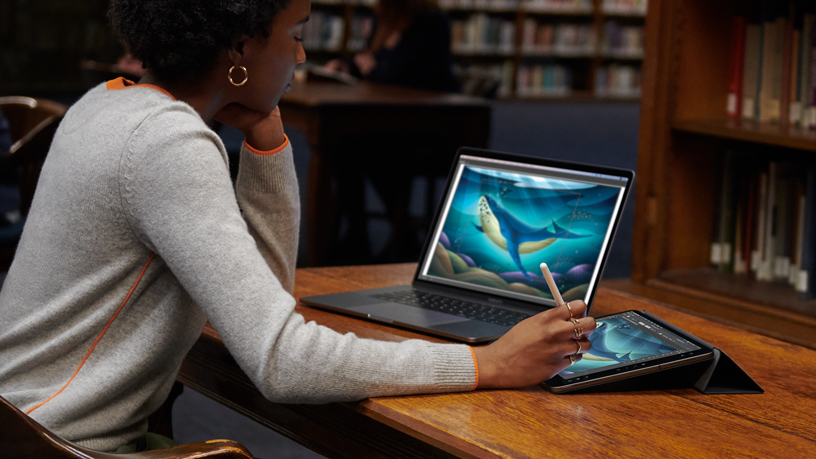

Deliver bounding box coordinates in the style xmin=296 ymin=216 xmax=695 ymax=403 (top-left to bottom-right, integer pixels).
xmin=0 ymin=394 xmax=255 ymax=458
xmin=1 ymin=393 xmax=101 ymax=458
xmin=0 ymin=97 xmax=68 ymax=216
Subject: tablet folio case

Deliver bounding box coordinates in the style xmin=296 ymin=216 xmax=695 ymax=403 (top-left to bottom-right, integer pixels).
xmin=564 ymin=308 xmax=764 ymax=396
xmin=566 ymin=347 xmax=763 ymax=395
xmin=692 ymin=348 xmax=763 ymax=394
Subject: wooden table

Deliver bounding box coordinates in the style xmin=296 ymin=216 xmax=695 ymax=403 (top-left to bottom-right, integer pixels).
xmin=278 ymin=82 xmax=491 ymax=266
xmin=177 ymin=264 xmax=816 ymax=458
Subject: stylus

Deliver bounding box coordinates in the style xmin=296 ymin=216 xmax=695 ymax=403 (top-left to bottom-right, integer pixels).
xmin=540 ymin=263 xmax=564 ymax=306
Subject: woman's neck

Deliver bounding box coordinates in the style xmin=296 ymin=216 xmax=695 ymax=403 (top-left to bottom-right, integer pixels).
xmin=138 ymin=72 xmax=227 ymax=122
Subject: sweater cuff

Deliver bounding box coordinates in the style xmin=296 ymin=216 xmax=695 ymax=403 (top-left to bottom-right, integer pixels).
xmin=428 ymin=343 xmax=478 ymax=393
xmin=243 ymin=134 xmax=289 ymax=156
xmin=237 ymin=141 xmax=297 ymax=193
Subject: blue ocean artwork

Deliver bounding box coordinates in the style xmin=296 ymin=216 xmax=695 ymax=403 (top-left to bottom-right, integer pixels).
xmin=426 ymin=165 xmax=622 ymax=301
xmin=559 ymin=317 xmax=677 ymax=375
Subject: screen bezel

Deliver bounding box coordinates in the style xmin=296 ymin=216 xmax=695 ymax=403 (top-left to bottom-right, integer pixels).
xmin=411 ymin=147 xmax=635 ymax=313
xmin=542 ymin=310 xmax=716 ymax=390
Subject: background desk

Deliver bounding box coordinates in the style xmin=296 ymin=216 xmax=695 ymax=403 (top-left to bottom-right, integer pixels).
xmin=178 ymin=264 xmax=816 ymax=458
xmin=278 ymin=82 xmax=491 ymax=267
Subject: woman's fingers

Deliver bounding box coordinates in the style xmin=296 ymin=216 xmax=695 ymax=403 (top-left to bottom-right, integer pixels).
xmin=564 ymin=337 xmax=592 ymax=356
xmin=558 ymin=300 xmax=588 ymax=320
xmin=566 ymin=316 xmax=597 ymax=340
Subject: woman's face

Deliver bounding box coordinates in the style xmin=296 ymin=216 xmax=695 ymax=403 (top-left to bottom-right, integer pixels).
xmin=236 ymin=0 xmax=310 ymax=112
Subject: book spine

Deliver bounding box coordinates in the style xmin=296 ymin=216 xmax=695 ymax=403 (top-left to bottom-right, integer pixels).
xmin=760 ymin=17 xmax=784 ymax=123
xmin=743 ymin=24 xmax=763 ymax=120
xmin=771 ymin=168 xmax=790 ymax=280
xmin=744 ymin=175 xmax=756 ymax=275
xmin=802 ymin=15 xmax=815 ymax=127
xmin=790 ymin=29 xmax=801 ymax=125
xmin=752 ymin=172 xmax=768 ymax=274
xmin=810 ymin=16 xmax=816 ymax=129
xmin=790 ymin=181 xmax=806 ymax=285
xmin=758 ymin=162 xmax=777 ymax=281
xmin=797 ymin=167 xmax=816 ymax=299
xmin=780 ymin=13 xmax=793 ymax=126
xmin=728 ymin=17 xmax=746 ymax=119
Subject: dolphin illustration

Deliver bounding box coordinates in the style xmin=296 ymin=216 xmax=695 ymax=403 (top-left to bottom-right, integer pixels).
xmin=473 ymin=195 xmax=589 ymax=279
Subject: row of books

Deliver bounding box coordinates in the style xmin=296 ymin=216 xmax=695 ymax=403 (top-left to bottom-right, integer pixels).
xmin=313 ymin=0 xmax=375 ymax=5
xmin=457 ymin=17 xmax=644 ymax=58
xmin=601 ymin=0 xmax=647 ymax=16
xmin=310 ymin=0 xmax=647 ymax=14
xmin=301 ymin=12 xmax=344 ymax=52
xmin=595 ymin=64 xmax=642 ymax=97
xmin=303 ymin=13 xmax=643 ymax=61
xmin=521 ymin=22 xmax=596 ymax=56
xmin=451 ymin=14 xmax=516 ymax=55
xmin=313 ymin=0 xmax=645 ymax=15
xmin=454 ymin=61 xmax=515 ymax=98
xmin=522 ymin=0 xmax=591 ymax=13
xmin=600 ymin=22 xmax=644 ymax=58
xmin=440 ymin=0 xmax=592 ymax=13
xmin=710 ymin=154 xmax=816 ymax=299
xmin=439 ymin=0 xmax=520 ymax=11
xmin=443 ymin=0 xmax=595 ymax=12
xmin=726 ymin=9 xmax=816 ymax=128
xmin=516 ymin=64 xmax=573 ymax=97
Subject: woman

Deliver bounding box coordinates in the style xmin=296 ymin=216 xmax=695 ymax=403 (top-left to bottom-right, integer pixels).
xmin=0 ymin=0 xmax=594 ymax=452
xmin=326 ymin=0 xmax=460 ymax=92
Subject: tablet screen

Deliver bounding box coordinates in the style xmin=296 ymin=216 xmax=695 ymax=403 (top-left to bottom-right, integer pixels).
xmin=559 ymin=311 xmax=703 ymax=377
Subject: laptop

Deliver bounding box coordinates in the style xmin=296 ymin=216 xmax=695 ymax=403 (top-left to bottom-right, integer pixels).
xmin=301 ymin=147 xmax=634 ymax=343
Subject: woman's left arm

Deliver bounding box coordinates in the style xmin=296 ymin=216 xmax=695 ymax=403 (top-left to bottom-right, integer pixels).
xmin=234 ymin=137 xmax=300 ymax=293
xmin=216 ymin=105 xmax=299 ymax=292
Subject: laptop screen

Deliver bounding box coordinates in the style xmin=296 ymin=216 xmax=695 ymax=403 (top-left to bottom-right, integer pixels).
xmin=417 ymin=154 xmax=631 ymax=307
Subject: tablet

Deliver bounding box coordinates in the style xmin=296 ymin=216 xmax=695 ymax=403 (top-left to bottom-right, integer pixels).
xmin=542 ymin=310 xmax=715 ymax=393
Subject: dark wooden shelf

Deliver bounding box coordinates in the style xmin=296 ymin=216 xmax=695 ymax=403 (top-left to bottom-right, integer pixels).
xmin=632 ymin=1 xmax=816 ymax=351
xmin=656 ymin=268 xmax=816 ymax=318
xmin=603 ymin=276 xmax=816 ymax=350
xmin=673 ymin=119 xmax=816 ymax=152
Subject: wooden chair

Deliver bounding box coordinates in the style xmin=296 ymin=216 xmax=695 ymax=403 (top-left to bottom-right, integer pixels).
xmin=1 ymin=394 xmax=255 ymax=459
xmin=0 ymin=97 xmax=68 ymax=270
xmin=0 ymin=96 xmax=68 ymax=216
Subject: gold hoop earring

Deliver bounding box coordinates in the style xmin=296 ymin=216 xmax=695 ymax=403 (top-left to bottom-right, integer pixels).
xmin=228 ymin=65 xmax=248 ymax=86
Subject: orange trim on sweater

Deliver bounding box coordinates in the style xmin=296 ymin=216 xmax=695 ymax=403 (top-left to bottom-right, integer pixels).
xmin=468 ymin=346 xmax=479 ymax=390
xmin=243 ymin=135 xmax=290 ymax=156
xmin=25 ymin=253 xmax=157 ymax=415
xmin=106 ymin=77 xmax=176 ymax=100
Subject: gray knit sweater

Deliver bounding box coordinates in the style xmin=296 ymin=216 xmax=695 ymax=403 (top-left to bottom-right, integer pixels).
xmin=0 ymin=81 xmax=476 ymax=452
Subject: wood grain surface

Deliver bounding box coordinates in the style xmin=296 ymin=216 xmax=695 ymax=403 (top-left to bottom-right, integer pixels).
xmin=179 ymin=264 xmax=816 ymax=458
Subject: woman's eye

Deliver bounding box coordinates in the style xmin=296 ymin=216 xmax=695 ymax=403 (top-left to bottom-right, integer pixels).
xmin=294 ymin=36 xmax=303 ymax=43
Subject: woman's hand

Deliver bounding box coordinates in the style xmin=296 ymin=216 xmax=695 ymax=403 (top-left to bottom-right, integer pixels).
xmin=215 ymin=104 xmax=286 ymax=152
xmin=353 ymin=51 xmax=377 ymax=76
xmin=472 ymin=300 xmax=595 ymax=388
xmin=324 ymin=59 xmax=349 ymax=74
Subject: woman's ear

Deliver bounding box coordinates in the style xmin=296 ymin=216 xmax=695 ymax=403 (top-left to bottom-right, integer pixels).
xmin=228 ymin=40 xmax=246 ymax=63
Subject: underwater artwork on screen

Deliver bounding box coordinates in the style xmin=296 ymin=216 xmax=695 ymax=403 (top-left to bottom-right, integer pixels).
xmin=558 ymin=317 xmax=677 ymax=375
xmin=427 ymin=165 xmax=622 ymax=301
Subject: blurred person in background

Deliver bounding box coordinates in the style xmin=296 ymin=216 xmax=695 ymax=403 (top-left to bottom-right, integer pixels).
xmin=325 ymin=0 xmax=460 ymax=93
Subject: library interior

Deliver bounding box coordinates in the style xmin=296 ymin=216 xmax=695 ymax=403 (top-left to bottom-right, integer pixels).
xmin=1 ymin=0 xmax=815 ymax=457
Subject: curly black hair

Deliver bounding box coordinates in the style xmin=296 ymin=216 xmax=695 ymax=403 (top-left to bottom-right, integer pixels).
xmin=108 ymin=0 xmax=292 ymax=84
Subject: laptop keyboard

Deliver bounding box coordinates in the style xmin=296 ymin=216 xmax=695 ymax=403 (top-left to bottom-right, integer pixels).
xmin=373 ymin=290 xmax=532 ymax=327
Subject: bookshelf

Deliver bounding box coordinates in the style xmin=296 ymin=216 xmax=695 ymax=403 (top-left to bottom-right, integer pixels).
xmin=626 ymin=0 xmax=816 ymax=349
xmin=305 ymin=0 xmax=647 ymax=99
xmin=0 ymin=0 xmax=122 ymax=95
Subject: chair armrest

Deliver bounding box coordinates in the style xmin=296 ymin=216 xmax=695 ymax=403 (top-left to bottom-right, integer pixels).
xmin=105 ymin=440 xmax=255 ymax=459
